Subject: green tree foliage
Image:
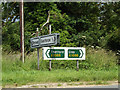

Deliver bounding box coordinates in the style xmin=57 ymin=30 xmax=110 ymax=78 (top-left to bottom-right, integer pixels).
xmin=2 ymin=22 xmax=20 ymax=51
xmin=2 ymin=2 xmax=120 ymax=52
xmin=99 ymin=2 xmax=120 ymax=50
xmin=2 ymin=2 xmax=19 ymax=26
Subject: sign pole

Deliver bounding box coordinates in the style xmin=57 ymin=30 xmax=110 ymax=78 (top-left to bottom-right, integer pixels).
xmin=77 ymin=60 xmax=79 ymax=71
xmin=20 ymin=0 xmax=24 ymax=63
xmin=37 ymin=47 xmax=40 ymax=70
xmin=36 ymin=28 xmax=40 ymax=70
xmin=49 ymin=25 xmax=51 ymax=71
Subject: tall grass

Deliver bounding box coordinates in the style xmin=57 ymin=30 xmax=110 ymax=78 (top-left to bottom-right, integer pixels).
xmin=85 ymin=47 xmax=118 ymax=70
xmin=2 ymin=47 xmax=118 ymax=71
xmin=2 ymin=48 xmax=118 ymax=86
xmin=2 ymin=69 xmax=118 ymax=87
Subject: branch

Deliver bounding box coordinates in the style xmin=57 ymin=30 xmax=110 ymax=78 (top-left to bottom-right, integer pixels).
xmin=40 ymin=11 xmax=50 ymax=31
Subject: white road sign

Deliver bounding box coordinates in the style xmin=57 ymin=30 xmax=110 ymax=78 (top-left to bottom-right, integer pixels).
xmin=30 ymin=33 xmax=60 ymax=48
xmin=30 ymin=37 xmax=40 ymax=48
xmin=41 ymin=36 xmax=55 ymax=45
xmin=40 ymin=33 xmax=60 ymax=47
xmin=43 ymin=47 xmax=85 ymax=60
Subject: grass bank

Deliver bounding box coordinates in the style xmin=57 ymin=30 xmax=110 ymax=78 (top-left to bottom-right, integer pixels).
xmin=2 ymin=69 xmax=118 ymax=87
xmin=2 ymin=47 xmax=118 ymax=87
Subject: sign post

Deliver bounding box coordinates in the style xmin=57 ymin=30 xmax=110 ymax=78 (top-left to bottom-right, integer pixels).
xmin=37 ymin=48 xmax=40 ymax=70
xmin=30 ymin=33 xmax=60 ymax=70
xmin=49 ymin=25 xmax=51 ymax=71
xmin=36 ymin=28 xmax=40 ymax=70
xmin=30 ymin=11 xmax=60 ymax=70
xmin=77 ymin=60 xmax=79 ymax=71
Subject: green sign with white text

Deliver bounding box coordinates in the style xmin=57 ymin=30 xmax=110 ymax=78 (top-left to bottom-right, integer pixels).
xmin=45 ymin=49 xmax=65 ymax=58
xmin=43 ymin=47 xmax=85 ymax=60
xmin=68 ymin=49 xmax=83 ymax=58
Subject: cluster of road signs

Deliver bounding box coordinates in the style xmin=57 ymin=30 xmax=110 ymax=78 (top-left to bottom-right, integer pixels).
xmin=30 ymin=32 xmax=85 ymax=70
xmin=30 ymin=33 xmax=85 ymax=60
xmin=43 ymin=47 xmax=85 ymax=60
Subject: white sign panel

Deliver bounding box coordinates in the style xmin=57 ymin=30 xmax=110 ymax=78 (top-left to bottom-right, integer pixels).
xmin=43 ymin=47 xmax=85 ymax=60
xmin=39 ymin=33 xmax=60 ymax=47
xmin=30 ymin=37 xmax=40 ymax=48
xmin=41 ymin=36 xmax=55 ymax=45
xmin=30 ymin=33 xmax=60 ymax=48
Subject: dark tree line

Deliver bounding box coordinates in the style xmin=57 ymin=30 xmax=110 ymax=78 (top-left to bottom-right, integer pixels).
xmin=2 ymin=2 xmax=120 ymax=53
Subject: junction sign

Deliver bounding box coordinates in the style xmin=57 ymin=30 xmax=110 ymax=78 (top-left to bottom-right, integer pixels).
xmin=40 ymin=33 xmax=60 ymax=47
xmin=31 ymin=33 xmax=60 ymax=48
xmin=43 ymin=47 xmax=85 ymax=60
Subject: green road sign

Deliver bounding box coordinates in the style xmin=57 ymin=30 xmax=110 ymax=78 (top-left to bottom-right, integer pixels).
xmin=68 ymin=49 xmax=83 ymax=58
xmin=45 ymin=49 xmax=65 ymax=58
xmin=43 ymin=47 xmax=85 ymax=60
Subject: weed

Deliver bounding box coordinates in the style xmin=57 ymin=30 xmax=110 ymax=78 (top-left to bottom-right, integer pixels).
xmin=57 ymin=83 xmax=62 ymax=86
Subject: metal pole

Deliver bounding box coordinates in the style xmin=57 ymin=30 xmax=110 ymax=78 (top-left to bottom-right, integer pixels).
xmin=49 ymin=25 xmax=51 ymax=34
xmin=77 ymin=60 xmax=79 ymax=71
xmin=37 ymin=48 xmax=40 ymax=70
xmin=36 ymin=28 xmax=40 ymax=70
xmin=49 ymin=25 xmax=51 ymax=71
xmin=20 ymin=0 xmax=24 ymax=63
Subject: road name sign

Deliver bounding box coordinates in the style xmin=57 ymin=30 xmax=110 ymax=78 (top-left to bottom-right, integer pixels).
xmin=40 ymin=33 xmax=60 ymax=47
xmin=30 ymin=37 xmax=40 ymax=48
xmin=30 ymin=33 xmax=60 ymax=48
xmin=43 ymin=47 xmax=85 ymax=60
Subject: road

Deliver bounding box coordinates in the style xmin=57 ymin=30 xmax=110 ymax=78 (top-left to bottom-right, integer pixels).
xmin=16 ymin=81 xmax=118 ymax=88
xmin=1 ymin=85 xmax=119 ymax=90
xmin=80 ymin=85 xmax=118 ymax=88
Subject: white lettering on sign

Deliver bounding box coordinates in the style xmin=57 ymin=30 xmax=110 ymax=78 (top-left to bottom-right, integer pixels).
xmin=41 ymin=36 xmax=55 ymax=44
xmin=31 ymin=39 xmax=39 ymax=46
xmin=52 ymin=51 xmax=64 ymax=53
xmin=69 ymin=51 xmax=75 ymax=53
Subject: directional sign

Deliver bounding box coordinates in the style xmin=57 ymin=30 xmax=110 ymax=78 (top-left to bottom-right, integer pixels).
xmin=45 ymin=49 xmax=65 ymax=58
xmin=43 ymin=47 xmax=85 ymax=60
xmin=30 ymin=33 xmax=60 ymax=48
xmin=41 ymin=36 xmax=55 ymax=45
xmin=30 ymin=37 xmax=40 ymax=48
xmin=68 ymin=49 xmax=83 ymax=58
xmin=39 ymin=33 xmax=60 ymax=47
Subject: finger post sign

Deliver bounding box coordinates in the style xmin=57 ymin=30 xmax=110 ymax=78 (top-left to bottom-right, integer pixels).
xmin=30 ymin=33 xmax=60 ymax=48
xmin=43 ymin=47 xmax=85 ymax=60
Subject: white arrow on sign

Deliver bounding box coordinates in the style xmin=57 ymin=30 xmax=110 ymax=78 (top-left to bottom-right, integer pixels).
xmin=79 ymin=49 xmax=83 ymax=58
xmin=46 ymin=49 xmax=50 ymax=58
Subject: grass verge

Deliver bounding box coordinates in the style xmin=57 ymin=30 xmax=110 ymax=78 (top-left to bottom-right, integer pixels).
xmin=2 ymin=48 xmax=118 ymax=87
xmin=2 ymin=69 xmax=118 ymax=87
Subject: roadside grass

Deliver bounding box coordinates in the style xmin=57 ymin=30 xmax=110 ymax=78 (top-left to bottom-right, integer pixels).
xmin=2 ymin=69 xmax=118 ymax=87
xmin=2 ymin=48 xmax=118 ymax=87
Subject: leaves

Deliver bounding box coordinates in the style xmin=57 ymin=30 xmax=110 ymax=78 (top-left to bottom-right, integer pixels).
xmin=2 ymin=2 xmax=120 ymax=52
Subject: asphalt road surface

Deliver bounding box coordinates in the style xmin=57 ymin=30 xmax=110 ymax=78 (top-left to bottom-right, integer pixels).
xmin=16 ymin=83 xmax=118 ymax=88
xmin=80 ymin=85 xmax=118 ymax=88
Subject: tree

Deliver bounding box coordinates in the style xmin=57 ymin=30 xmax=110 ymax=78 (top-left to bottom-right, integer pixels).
xmin=2 ymin=2 xmax=120 ymax=52
xmin=2 ymin=2 xmax=19 ymax=26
